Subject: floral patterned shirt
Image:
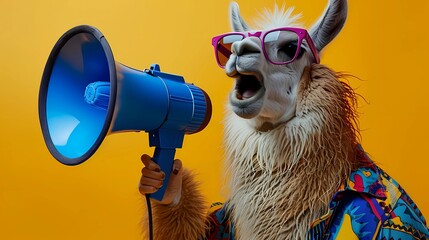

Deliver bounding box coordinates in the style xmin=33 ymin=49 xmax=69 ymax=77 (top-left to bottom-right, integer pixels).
xmin=205 ymin=147 xmax=429 ymax=239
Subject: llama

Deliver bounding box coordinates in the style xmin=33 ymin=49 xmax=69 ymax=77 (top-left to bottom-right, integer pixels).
xmin=139 ymin=1 xmax=429 ymax=239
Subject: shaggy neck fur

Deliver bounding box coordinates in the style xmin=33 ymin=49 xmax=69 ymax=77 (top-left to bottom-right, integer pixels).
xmin=223 ymin=64 xmax=360 ymax=240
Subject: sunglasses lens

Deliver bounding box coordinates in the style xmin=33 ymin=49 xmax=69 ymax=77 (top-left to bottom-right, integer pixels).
xmin=216 ymin=34 xmax=244 ymax=67
xmin=264 ymin=30 xmax=300 ymax=64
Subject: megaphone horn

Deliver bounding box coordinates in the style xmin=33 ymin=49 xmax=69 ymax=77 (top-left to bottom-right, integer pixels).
xmin=39 ymin=25 xmax=212 ymax=201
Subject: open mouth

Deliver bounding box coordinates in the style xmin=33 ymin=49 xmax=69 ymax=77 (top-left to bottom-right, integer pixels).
xmin=228 ymin=72 xmax=265 ymax=119
xmin=235 ymin=74 xmax=263 ymax=100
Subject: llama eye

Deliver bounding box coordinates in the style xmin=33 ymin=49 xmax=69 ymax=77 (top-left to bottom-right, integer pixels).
xmin=278 ymin=41 xmax=305 ymax=61
xmin=279 ymin=41 xmax=298 ymax=59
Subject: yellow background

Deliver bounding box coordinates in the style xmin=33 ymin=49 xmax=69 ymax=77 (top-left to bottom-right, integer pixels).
xmin=0 ymin=0 xmax=428 ymax=239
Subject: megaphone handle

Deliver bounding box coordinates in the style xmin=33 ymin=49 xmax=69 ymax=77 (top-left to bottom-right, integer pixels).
xmin=149 ymin=147 xmax=176 ymax=201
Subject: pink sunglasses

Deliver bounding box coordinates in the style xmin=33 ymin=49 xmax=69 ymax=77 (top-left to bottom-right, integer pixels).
xmin=211 ymin=27 xmax=320 ymax=68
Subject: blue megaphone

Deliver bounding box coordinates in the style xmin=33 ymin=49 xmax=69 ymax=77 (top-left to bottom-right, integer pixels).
xmin=38 ymin=25 xmax=212 ymax=201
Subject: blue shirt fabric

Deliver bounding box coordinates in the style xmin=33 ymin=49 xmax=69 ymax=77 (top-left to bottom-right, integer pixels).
xmin=205 ymin=147 xmax=429 ymax=239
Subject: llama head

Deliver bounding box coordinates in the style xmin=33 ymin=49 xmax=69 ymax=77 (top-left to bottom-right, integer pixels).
xmin=220 ymin=0 xmax=347 ymax=130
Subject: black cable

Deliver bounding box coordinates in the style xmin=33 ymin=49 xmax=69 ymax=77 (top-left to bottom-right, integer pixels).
xmin=145 ymin=194 xmax=154 ymax=240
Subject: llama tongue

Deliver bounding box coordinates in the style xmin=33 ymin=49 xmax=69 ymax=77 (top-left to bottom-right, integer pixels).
xmin=242 ymin=89 xmax=256 ymax=99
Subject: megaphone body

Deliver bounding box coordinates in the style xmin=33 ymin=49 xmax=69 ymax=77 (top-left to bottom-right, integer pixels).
xmin=39 ymin=25 xmax=211 ymax=201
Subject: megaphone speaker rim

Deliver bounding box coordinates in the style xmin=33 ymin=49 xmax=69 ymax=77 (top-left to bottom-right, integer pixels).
xmin=39 ymin=25 xmax=117 ymax=166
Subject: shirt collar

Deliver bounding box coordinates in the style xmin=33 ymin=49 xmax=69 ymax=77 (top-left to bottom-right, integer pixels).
xmin=333 ymin=145 xmax=387 ymax=201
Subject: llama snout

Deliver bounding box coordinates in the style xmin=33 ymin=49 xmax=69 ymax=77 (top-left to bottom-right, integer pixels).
xmin=232 ymin=37 xmax=261 ymax=56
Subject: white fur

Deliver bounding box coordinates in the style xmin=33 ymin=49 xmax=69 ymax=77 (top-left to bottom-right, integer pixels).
xmin=255 ymin=4 xmax=302 ymax=29
xmin=223 ymin=90 xmax=331 ymax=239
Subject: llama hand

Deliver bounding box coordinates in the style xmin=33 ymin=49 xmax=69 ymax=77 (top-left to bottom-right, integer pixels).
xmin=139 ymin=154 xmax=183 ymax=206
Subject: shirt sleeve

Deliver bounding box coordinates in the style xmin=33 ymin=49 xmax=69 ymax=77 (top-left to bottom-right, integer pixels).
xmin=376 ymin=197 xmax=429 ymax=240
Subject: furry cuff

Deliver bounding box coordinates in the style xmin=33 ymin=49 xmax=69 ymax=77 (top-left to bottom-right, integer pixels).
xmin=144 ymin=168 xmax=208 ymax=240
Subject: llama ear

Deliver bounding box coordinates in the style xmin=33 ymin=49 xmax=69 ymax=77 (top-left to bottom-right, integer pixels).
xmin=229 ymin=2 xmax=250 ymax=32
xmin=309 ymin=0 xmax=347 ymax=52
